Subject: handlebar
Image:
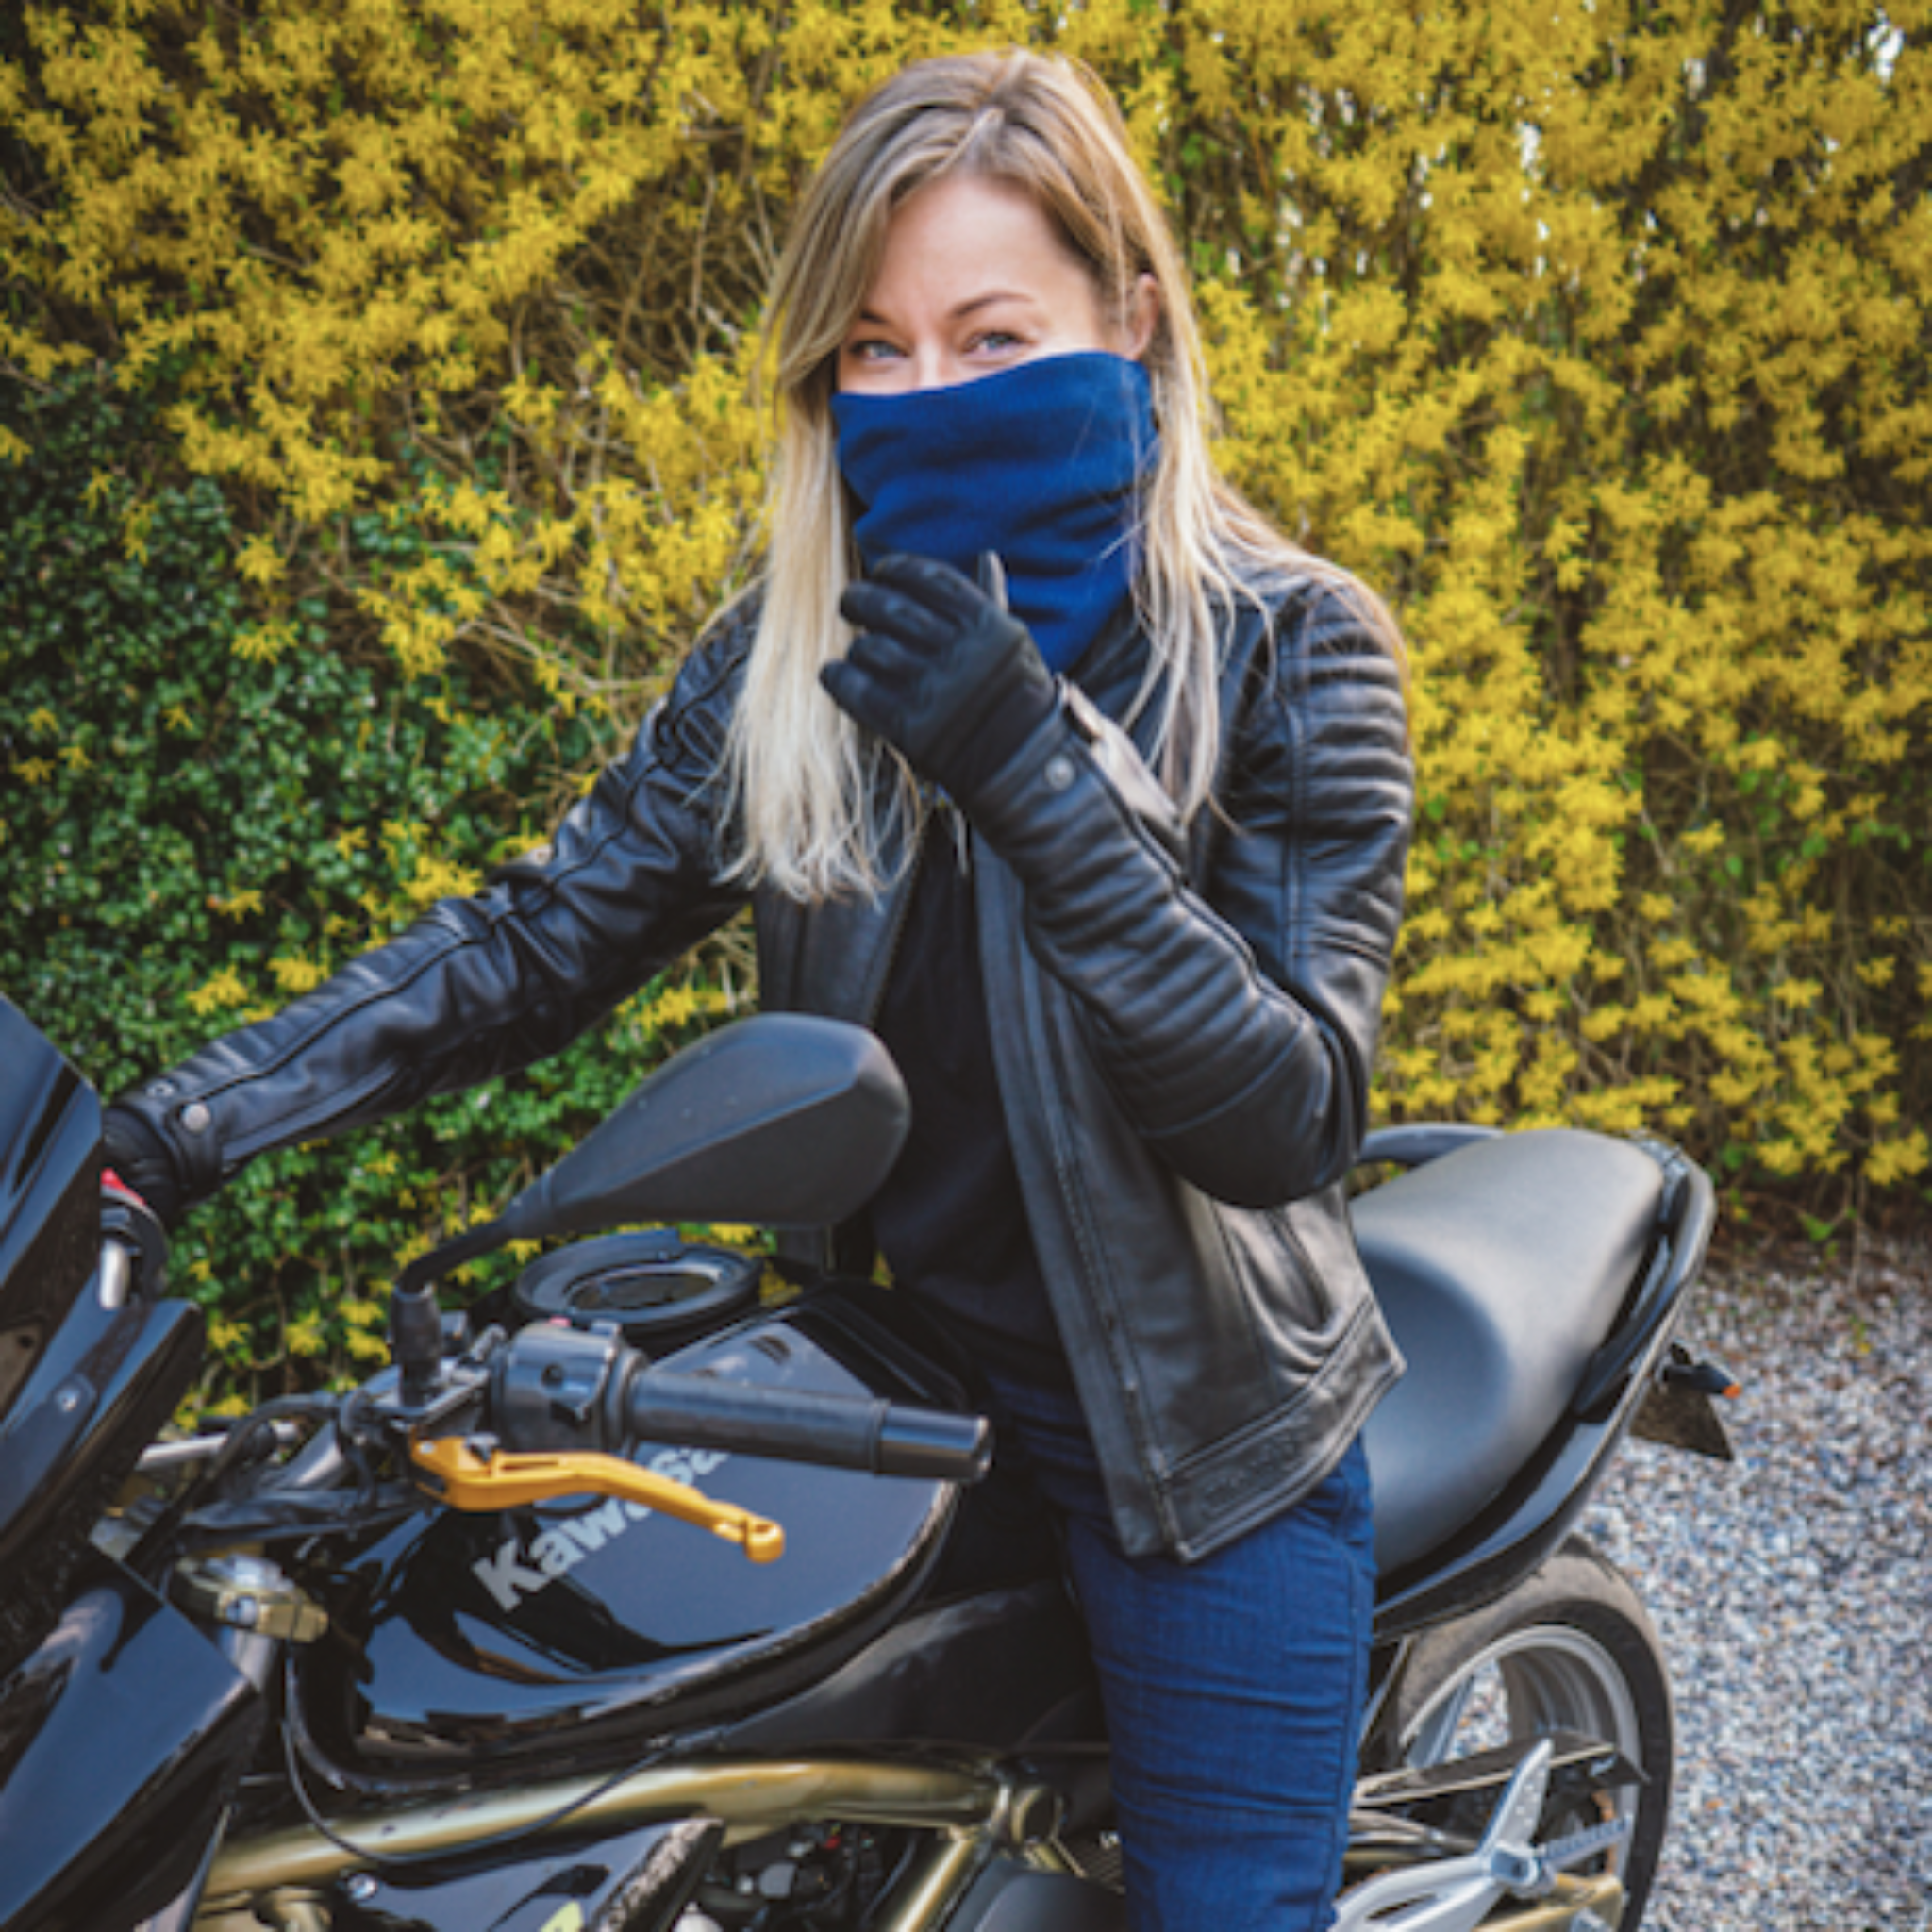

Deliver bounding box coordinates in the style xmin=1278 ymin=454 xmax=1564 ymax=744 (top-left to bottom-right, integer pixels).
xmin=621 ymin=1369 xmax=992 ymax=1483
xmin=486 ymin=1319 xmax=993 ymax=1486
xmin=396 ymin=1320 xmax=992 ymax=1565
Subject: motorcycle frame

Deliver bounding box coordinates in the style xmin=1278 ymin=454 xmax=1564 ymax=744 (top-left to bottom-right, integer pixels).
xmin=193 ymin=1748 xmax=1631 ymax=1932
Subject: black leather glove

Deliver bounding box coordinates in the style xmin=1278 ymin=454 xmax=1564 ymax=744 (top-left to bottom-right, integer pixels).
xmin=825 ymin=553 xmax=1060 ymax=811
xmin=102 ymin=1102 xmax=190 ymax=1231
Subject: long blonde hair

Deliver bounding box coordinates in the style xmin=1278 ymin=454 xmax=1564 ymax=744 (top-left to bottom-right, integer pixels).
xmin=726 ymin=49 xmax=1395 ymax=900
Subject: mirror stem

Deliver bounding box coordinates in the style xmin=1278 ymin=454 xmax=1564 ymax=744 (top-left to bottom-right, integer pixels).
xmin=390 ymin=1218 xmax=511 ymax=1404
xmin=391 ymin=1279 xmax=445 ymax=1406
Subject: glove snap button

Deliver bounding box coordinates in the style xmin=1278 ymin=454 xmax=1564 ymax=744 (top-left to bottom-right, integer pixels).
xmin=1043 ymin=753 xmax=1076 ymax=792
xmin=180 ymin=1102 xmax=212 ymax=1136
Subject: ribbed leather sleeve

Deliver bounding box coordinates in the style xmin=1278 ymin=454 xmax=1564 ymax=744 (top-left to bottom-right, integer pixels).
xmin=965 ymin=582 xmax=1413 ymax=1210
xmin=115 ymin=634 xmax=752 ymax=1206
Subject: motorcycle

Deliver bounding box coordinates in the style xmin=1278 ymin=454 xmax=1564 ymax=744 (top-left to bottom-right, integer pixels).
xmin=0 ymin=991 xmax=1737 ymax=1932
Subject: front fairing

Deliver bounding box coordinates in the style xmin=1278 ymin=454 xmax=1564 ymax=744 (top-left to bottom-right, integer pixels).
xmin=0 ymin=996 xmax=103 ymax=1427
xmin=0 ymin=998 xmax=206 ymax=1673
xmin=0 ymin=1553 xmax=262 ymax=1932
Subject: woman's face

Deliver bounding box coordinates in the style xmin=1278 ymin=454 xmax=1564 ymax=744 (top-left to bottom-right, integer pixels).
xmin=836 ymin=173 xmax=1156 ymax=396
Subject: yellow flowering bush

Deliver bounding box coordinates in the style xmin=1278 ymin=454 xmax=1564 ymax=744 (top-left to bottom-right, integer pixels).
xmin=1174 ymin=0 xmax=1932 ymax=1200
xmin=4 ymin=0 xmax=1928 ymax=1241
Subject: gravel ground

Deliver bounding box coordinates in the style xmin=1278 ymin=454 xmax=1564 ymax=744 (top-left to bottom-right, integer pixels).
xmin=1584 ymin=1232 xmax=1932 ymax=1932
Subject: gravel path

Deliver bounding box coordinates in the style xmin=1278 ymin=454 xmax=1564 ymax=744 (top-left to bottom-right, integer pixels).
xmin=1585 ymin=1234 xmax=1932 ymax=1931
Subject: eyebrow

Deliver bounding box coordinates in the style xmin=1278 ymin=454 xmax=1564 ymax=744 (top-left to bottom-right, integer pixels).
xmin=851 ymin=290 xmax=1039 ymax=328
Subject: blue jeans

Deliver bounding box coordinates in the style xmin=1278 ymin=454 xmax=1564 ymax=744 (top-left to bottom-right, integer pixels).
xmin=984 ymin=1373 xmax=1376 ymax=1932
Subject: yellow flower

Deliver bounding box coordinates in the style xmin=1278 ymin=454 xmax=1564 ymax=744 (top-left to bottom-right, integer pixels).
xmin=121 ymin=501 xmax=155 ymax=562
xmin=233 ymin=621 xmax=296 ymax=664
xmin=648 ymin=985 xmax=701 ymax=1029
xmin=187 ymin=968 xmax=250 ymax=1015
xmin=235 ymin=534 xmax=287 ymax=585
xmin=286 ymin=1316 xmax=326 ymax=1358
xmin=1867 ymin=1133 xmax=1929 ymax=1187
xmin=270 ymin=953 xmax=326 ymax=991
xmin=404 ymin=855 xmax=483 ymax=907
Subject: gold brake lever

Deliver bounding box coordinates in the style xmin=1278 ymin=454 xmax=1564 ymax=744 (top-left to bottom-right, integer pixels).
xmin=409 ymin=1436 xmax=785 ymax=1563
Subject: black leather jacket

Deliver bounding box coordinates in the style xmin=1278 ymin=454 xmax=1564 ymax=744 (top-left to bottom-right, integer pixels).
xmin=121 ymin=575 xmax=1413 ymax=1561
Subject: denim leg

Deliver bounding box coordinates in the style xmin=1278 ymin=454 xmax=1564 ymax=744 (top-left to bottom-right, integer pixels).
xmin=984 ymin=1374 xmax=1375 ymax=1932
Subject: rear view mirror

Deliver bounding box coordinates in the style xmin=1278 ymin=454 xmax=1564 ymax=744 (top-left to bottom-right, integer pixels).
xmin=390 ymin=1014 xmax=910 ymax=1395
xmin=498 ymin=1013 xmax=910 ymax=1241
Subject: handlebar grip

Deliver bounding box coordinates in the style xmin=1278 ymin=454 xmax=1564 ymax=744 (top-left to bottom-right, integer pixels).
xmin=623 ymin=1370 xmax=992 ymax=1483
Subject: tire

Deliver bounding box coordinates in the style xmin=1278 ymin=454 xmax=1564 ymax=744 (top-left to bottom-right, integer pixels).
xmin=1380 ymin=1538 xmax=1675 ymax=1926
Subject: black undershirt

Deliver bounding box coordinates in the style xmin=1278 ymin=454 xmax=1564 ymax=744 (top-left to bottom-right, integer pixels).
xmin=869 ymin=815 xmax=1073 ymax=1389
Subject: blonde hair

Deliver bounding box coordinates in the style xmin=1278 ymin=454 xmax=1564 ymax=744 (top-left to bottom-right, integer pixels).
xmin=726 ymin=49 xmax=1397 ymax=899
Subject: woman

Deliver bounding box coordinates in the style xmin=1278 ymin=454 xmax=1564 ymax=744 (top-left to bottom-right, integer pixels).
xmin=107 ymin=51 xmax=1414 ymax=1931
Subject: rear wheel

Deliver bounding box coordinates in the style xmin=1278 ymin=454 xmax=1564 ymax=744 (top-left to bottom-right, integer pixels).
xmin=1382 ymin=1539 xmax=1675 ymax=1924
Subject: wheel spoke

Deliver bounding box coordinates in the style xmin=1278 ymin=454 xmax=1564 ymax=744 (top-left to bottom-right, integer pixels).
xmin=1398 ymin=1624 xmax=1649 ymax=1872
xmin=1407 ymin=1669 xmax=1479 ymax=1763
xmin=1376 ymin=1546 xmax=1674 ymax=1926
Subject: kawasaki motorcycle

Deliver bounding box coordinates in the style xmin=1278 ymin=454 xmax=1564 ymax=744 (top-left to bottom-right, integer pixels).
xmin=0 ymin=993 xmax=1737 ymax=1932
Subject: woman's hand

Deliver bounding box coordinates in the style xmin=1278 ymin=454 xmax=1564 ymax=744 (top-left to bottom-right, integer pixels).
xmin=102 ymin=1102 xmax=190 ymax=1230
xmin=824 ymin=552 xmax=1059 ymax=810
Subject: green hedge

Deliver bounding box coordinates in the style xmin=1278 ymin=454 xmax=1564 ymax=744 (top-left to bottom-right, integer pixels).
xmin=1 ymin=373 xmax=745 ymax=1406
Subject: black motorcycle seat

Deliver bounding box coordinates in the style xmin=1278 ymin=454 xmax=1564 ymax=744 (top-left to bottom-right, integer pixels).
xmin=1354 ymin=1129 xmax=1664 ymax=1577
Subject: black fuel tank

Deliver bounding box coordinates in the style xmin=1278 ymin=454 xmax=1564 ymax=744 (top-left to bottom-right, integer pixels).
xmin=303 ymin=1299 xmax=960 ymax=1774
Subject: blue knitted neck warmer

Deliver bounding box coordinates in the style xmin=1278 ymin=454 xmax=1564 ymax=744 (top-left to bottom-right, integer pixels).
xmin=832 ymin=352 xmax=1158 ymax=675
